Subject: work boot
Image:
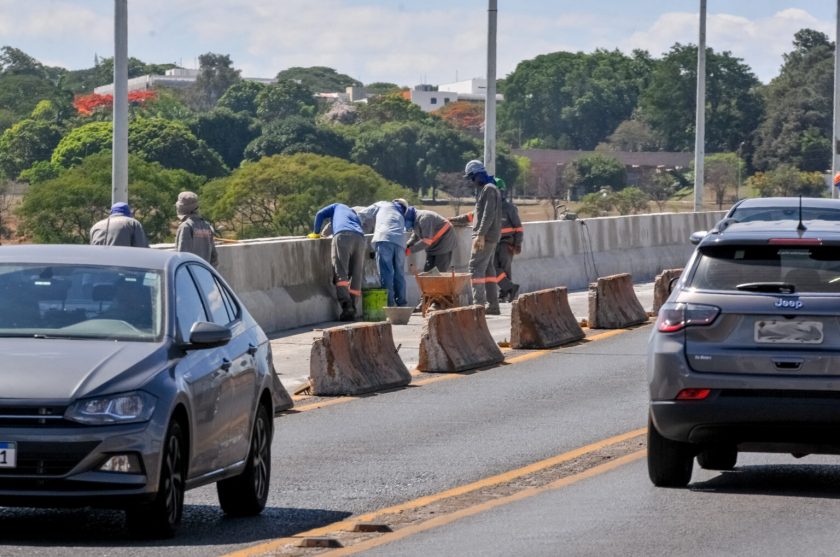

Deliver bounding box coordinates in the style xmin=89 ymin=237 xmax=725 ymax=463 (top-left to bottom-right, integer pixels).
xmin=486 ymin=304 xmax=501 ymax=316
xmin=498 ymin=290 xmax=509 ymax=303
xmin=509 ymin=284 xmax=520 ymax=301
xmin=339 ymin=308 xmax=355 ymax=322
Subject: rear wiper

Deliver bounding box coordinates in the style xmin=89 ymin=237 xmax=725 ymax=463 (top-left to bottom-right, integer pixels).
xmin=735 ymin=282 xmax=795 ymax=293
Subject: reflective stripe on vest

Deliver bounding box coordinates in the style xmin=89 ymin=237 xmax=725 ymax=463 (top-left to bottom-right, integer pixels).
xmin=422 ymin=221 xmax=452 ymax=246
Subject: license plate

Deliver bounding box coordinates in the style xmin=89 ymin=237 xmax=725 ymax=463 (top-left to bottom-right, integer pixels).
xmin=755 ymin=320 xmax=823 ymax=344
xmin=0 ymin=442 xmax=16 ymax=468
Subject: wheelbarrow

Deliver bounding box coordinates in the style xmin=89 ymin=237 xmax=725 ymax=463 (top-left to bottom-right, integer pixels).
xmin=413 ymin=267 xmax=472 ymax=316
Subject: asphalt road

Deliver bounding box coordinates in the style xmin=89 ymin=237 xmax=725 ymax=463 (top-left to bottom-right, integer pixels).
xmin=5 ymin=323 xmax=840 ymax=557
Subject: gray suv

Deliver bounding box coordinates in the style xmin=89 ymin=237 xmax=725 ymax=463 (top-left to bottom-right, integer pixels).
xmin=648 ymin=218 xmax=840 ymax=487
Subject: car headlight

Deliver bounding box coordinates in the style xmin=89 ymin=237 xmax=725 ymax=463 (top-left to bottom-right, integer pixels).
xmin=65 ymin=392 xmax=157 ymax=425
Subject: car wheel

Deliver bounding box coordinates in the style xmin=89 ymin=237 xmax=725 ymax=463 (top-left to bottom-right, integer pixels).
xmin=647 ymin=414 xmax=694 ymax=488
xmin=126 ymin=419 xmax=186 ymax=538
xmin=697 ymin=446 xmax=737 ymax=471
xmin=217 ymin=404 xmax=271 ymax=516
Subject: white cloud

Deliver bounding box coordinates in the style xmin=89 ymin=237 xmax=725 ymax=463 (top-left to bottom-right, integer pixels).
xmin=623 ymin=8 xmax=833 ymax=82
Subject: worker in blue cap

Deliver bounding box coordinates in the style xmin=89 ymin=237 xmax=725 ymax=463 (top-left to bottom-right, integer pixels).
xmin=90 ymin=202 xmax=149 ymax=247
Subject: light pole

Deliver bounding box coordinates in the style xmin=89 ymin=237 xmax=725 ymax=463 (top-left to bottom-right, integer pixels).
xmin=693 ymin=0 xmax=707 ymax=212
xmin=484 ymin=0 xmax=497 ymax=175
xmin=833 ymin=0 xmax=840 ymax=198
xmin=112 ymin=0 xmax=128 ymax=205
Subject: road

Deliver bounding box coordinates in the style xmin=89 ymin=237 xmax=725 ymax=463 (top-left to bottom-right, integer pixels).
xmin=4 ymin=324 xmax=840 ymax=556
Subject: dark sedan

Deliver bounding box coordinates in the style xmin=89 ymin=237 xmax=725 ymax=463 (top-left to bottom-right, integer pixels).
xmin=0 ymin=245 xmax=286 ymax=537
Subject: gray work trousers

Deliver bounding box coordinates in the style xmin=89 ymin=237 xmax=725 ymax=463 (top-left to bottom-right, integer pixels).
xmin=495 ymin=241 xmax=515 ymax=294
xmin=469 ymin=239 xmax=499 ymax=306
xmin=331 ymin=231 xmax=366 ymax=311
xmin=424 ymin=251 xmax=453 ymax=273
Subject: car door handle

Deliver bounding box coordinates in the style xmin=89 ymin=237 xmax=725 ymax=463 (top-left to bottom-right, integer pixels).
xmin=220 ymin=358 xmax=232 ymax=371
xmin=247 ymin=344 xmax=258 ymax=356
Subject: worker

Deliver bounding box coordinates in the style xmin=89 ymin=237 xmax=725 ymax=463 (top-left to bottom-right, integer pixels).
xmin=358 ymin=199 xmax=410 ymax=307
xmin=90 ymin=202 xmax=149 ymax=248
xmin=174 ymin=191 xmax=218 ymax=267
xmin=453 ymin=160 xmax=502 ymax=315
xmin=494 ymin=178 xmax=524 ymax=302
xmin=406 ymin=208 xmax=456 ymax=273
xmin=312 ymin=203 xmax=366 ymax=321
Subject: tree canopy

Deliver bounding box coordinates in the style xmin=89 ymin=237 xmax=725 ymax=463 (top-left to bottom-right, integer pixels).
xmin=275 ymin=66 xmax=361 ymax=93
xmin=201 ymin=153 xmax=413 ymax=238
xmin=17 ymin=152 xmax=203 ymax=244
xmin=243 ymin=116 xmax=352 ymax=161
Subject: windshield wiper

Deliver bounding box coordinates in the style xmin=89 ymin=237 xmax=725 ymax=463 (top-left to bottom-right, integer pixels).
xmin=735 ymin=282 xmax=796 ymax=293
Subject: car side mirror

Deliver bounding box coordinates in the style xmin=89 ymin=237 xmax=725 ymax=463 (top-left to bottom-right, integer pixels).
xmin=187 ymin=321 xmax=231 ymax=349
xmin=689 ymin=231 xmax=706 ymax=245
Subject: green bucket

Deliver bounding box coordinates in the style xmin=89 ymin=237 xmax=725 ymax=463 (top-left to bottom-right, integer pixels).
xmin=362 ymin=289 xmax=388 ymax=321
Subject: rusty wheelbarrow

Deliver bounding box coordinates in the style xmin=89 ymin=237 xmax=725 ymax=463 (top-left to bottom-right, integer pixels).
xmin=413 ymin=268 xmax=472 ymax=316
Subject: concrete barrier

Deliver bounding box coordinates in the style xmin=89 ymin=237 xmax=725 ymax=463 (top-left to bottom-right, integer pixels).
xmin=205 ymin=211 xmax=723 ymax=334
xmin=418 ymin=305 xmax=504 ymax=373
xmin=588 ymin=273 xmax=648 ymax=329
xmin=309 ymin=322 xmax=411 ymax=396
xmin=274 ymin=383 xmax=294 ymax=412
xmin=652 ymin=268 xmax=683 ymax=314
xmin=511 ymin=287 xmax=585 ymax=349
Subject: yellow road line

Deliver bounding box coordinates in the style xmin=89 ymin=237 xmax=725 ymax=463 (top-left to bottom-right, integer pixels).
xmin=322 ymin=449 xmax=646 ymax=556
xmin=218 ymin=428 xmax=646 ymax=557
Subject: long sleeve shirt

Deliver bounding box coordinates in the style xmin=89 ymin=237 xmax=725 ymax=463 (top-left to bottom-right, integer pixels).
xmin=313 ymin=203 xmax=364 ymax=236
xmin=406 ymin=210 xmax=455 ymax=256
xmin=499 ymin=200 xmax=524 ymax=247
xmin=360 ymin=201 xmax=407 ymax=247
xmin=90 ymin=215 xmax=149 ymax=248
xmin=472 ymin=182 xmax=501 ymax=243
xmin=175 ymin=214 xmax=218 ymax=267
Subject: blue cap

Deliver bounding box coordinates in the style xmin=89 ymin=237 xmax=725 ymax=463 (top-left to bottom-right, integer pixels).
xmin=110 ymin=202 xmax=132 ymax=217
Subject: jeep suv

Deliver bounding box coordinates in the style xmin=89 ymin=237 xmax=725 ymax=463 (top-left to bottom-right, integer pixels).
xmin=648 ymin=218 xmax=840 ymax=487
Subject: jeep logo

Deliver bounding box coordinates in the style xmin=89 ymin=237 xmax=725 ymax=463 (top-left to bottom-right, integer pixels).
xmin=775 ymin=299 xmax=804 ymax=309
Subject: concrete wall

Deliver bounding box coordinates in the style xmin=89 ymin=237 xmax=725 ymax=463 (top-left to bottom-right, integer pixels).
xmin=215 ymin=211 xmax=724 ymax=334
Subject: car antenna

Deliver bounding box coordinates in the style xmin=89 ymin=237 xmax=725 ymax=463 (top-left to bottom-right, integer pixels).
xmin=797 ymin=195 xmax=807 ymax=232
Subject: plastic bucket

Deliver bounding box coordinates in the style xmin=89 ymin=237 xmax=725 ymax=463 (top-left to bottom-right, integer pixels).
xmin=362 ymin=289 xmax=388 ymax=321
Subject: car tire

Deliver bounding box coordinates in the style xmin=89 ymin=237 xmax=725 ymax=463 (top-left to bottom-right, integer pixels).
xmin=647 ymin=415 xmax=694 ymax=488
xmin=217 ymin=404 xmax=271 ymax=516
xmin=126 ymin=419 xmax=186 ymax=538
xmin=697 ymin=446 xmax=737 ymax=471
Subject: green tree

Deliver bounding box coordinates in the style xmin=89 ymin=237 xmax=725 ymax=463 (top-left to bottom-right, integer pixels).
xmin=0 ymin=46 xmax=46 ymax=76
xmin=599 ymin=119 xmax=660 ymax=152
xmin=613 ymin=186 xmax=650 ymax=215
xmin=17 ymin=152 xmax=203 ymax=243
xmin=753 ymin=29 xmax=834 ymax=171
xmin=217 ymin=80 xmax=268 ymax=117
xmin=192 ymin=53 xmax=241 ymax=109
xmin=745 ymin=165 xmax=826 ymax=197
xmin=639 ymin=44 xmax=763 ymax=152
xmin=52 ymin=119 xmax=227 ymax=178
xmin=577 ymin=188 xmax=615 ymax=217
xmin=256 ymin=80 xmax=318 ymax=122
xmin=275 ymin=66 xmax=361 ymax=93
xmin=704 ymin=152 xmax=743 ymax=209
xmin=190 ymin=108 xmax=260 ymax=169
xmin=365 ymin=82 xmax=401 ymax=96
xmin=562 ymin=153 xmax=626 ymax=197
xmin=201 ymin=153 xmax=412 ymax=238
xmin=243 ymin=117 xmax=352 ymax=161
xmin=500 ymin=49 xmax=651 ymax=149
xmin=350 ymin=121 xmax=476 ymax=195
xmin=0 ymin=117 xmax=63 ymax=179
xmin=356 ymin=93 xmax=431 ymax=125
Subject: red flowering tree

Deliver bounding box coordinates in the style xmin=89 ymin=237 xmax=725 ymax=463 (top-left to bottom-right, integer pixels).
xmin=73 ymin=90 xmax=157 ymax=116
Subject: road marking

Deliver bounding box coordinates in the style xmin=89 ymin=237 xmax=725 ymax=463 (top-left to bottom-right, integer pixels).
xmin=286 ymin=326 xmax=640 ymax=412
xmin=320 ymin=449 xmax=646 ymax=556
xmin=218 ymin=428 xmax=646 ymax=557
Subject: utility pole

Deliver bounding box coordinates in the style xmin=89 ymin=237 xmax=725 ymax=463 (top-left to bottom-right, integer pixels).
xmin=484 ymin=0 xmax=498 ymax=175
xmin=693 ymin=0 xmax=707 ymax=212
xmin=112 ymin=0 xmax=128 ymax=205
xmin=833 ymin=0 xmax=840 ymax=198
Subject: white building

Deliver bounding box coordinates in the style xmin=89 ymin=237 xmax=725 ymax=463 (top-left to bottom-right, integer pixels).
xmin=437 ymin=78 xmax=488 ymax=95
xmin=94 ymin=68 xmax=275 ymax=95
xmin=406 ymin=78 xmax=504 ymax=113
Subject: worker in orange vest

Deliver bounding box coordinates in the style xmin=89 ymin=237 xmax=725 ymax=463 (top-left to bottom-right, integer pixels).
xmin=405 ymin=208 xmax=456 ymax=273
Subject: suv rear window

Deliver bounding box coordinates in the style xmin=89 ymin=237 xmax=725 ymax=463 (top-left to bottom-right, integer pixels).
xmin=690 ymin=245 xmax=840 ymax=293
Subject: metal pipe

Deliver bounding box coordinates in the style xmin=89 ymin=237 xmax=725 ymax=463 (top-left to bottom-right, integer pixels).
xmin=112 ymin=0 xmax=129 ymax=205
xmin=484 ymin=0 xmax=498 ymax=175
xmin=693 ymin=0 xmax=706 ymax=212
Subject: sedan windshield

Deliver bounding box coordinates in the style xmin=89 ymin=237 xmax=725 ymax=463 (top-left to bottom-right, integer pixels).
xmin=730 ymin=207 xmax=840 ymax=223
xmin=0 ymin=264 xmax=163 ymax=341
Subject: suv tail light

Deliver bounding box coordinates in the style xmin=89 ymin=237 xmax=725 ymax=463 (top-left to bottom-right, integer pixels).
xmin=656 ymin=302 xmax=720 ymax=333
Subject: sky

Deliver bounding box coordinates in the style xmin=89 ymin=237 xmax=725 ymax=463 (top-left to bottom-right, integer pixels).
xmin=0 ymin=1 xmax=835 ymax=87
